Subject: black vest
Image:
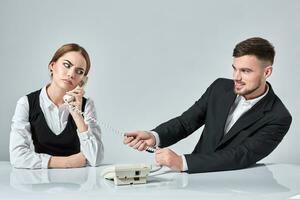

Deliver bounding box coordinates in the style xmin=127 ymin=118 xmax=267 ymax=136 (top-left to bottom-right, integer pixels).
xmin=27 ymin=89 xmax=87 ymax=156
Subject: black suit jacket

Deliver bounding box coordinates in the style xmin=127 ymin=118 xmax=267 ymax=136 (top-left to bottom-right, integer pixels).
xmin=153 ymin=78 xmax=292 ymax=173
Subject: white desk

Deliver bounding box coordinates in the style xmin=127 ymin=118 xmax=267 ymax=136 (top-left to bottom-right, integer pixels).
xmin=0 ymin=161 xmax=300 ymax=200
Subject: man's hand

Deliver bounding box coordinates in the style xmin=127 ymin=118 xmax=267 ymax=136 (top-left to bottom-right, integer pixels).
xmin=123 ymin=131 xmax=156 ymax=151
xmin=155 ymin=148 xmax=183 ymax=172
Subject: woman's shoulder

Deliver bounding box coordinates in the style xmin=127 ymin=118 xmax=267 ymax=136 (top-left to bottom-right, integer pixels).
xmin=16 ymin=88 xmax=43 ymax=107
xmin=16 ymin=95 xmax=29 ymax=106
xmin=26 ymin=89 xmax=42 ymax=98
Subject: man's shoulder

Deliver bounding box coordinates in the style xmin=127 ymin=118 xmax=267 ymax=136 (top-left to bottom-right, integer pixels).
xmin=210 ymin=78 xmax=234 ymax=90
xmin=263 ymin=84 xmax=292 ymax=122
xmin=272 ymin=94 xmax=292 ymax=120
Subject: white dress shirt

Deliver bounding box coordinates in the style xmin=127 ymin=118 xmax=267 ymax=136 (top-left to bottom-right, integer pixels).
xmin=10 ymin=86 xmax=104 ymax=169
xmin=151 ymin=85 xmax=269 ymax=172
xmin=224 ymin=86 xmax=269 ymax=134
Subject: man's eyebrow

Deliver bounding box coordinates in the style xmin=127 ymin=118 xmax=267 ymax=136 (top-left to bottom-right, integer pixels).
xmin=232 ymin=64 xmax=252 ymax=71
xmin=63 ymin=59 xmax=74 ymax=66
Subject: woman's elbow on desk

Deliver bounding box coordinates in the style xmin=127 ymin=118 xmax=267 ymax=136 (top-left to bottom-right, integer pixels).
xmin=86 ymin=145 xmax=104 ymax=167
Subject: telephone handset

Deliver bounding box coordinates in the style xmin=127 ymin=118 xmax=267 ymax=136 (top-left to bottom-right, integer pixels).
xmin=63 ymin=76 xmax=156 ymax=154
xmin=63 ymin=76 xmax=88 ymax=103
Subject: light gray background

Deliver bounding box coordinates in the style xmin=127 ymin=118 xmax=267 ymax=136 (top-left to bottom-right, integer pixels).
xmin=0 ymin=0 xmax=299 ymax=165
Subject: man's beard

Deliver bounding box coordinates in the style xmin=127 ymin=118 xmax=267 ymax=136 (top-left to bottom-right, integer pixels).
xmin=234 ymin=82 xmax=261 ymax=97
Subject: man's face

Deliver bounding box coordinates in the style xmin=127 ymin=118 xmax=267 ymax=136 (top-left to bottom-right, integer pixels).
xmin=232 ymin=55 xmax=272 ymax=99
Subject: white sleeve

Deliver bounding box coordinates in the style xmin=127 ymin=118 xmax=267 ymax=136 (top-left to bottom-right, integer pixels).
xmin=181 ymin=155 xmax=188 ymax=172
xmin=149 ymin=131 xmax=160 ymax=147
xmin=77 ymin=98 xmax=104 ymax=167
xmin=9 ymin=96 xmax=51 ymax=169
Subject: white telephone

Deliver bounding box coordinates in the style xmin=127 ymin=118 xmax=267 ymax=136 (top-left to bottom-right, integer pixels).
xmin=63 ymin=76 xmax=88 ymax=103
xmin=63 ymin=76 xmax=156 ymax=153
xmin=101 ymin=164 xmax=151 ymax=186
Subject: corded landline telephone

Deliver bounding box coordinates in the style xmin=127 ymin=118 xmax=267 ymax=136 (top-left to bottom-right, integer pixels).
xmin=63 ymin=76 xmax=89 ymax=103
xmin=101 ymin=164 xmax=162 ymax=186
xmin=63 ymin=76 xmax=156 ymax=153
xmin=64 ymin=77 xmax=160 ymax=185
xmin=101 ymin=164 xmax=150 ymax=185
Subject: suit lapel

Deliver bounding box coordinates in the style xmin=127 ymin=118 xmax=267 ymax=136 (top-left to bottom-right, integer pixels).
xmin=217 ymin=82 xmax=275 ymax=148
xmin=214 ymin=87 xmax=236 ymax=144
xmin=217 ymin=106 xmax=264 ymax=148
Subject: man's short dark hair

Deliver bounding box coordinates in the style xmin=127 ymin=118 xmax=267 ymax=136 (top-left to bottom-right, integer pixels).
xmin=233 ymin=37 xmax=275 ymax=66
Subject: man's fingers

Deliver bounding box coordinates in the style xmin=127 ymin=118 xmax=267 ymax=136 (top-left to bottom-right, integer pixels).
xmin=123 ymin=136 xmax=134 ymax=144
xmin=137 ymin=141 xmax=147 ymax=151
xmin=133 ymin=140 xmax=144 ymax=150
xmin=124 ymin=132 xmax=139 ymax=138
xmin=155 ymin=147 xmax=163 ymax=154
xmin=128 ymin=138 xmax=141 ymax=147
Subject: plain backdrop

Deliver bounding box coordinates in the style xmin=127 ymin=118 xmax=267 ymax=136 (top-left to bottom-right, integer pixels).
xmin=0 ymin=0 xmax=299 ymax=166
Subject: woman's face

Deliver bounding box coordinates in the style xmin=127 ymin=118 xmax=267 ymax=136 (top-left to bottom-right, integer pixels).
xmin=49 ymin=51 xmax=87 ymax=91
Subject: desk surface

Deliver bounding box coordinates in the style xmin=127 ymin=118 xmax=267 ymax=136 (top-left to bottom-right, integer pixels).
xmin=0 ymin=161 xmax=300 ymax=200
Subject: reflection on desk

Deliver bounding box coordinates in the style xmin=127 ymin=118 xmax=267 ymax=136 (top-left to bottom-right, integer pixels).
xmin=0 ymin=161 xmax=300 ymax=200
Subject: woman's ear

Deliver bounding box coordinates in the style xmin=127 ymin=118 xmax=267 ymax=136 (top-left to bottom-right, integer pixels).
xmin=48 ymin=62 xmax=55 ymax=76
xmin=49 ymin=62 xmax=55 ymax=71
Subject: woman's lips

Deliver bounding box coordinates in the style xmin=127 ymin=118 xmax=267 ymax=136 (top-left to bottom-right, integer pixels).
xmin=62 ymin=79 xmax=73 ymax=85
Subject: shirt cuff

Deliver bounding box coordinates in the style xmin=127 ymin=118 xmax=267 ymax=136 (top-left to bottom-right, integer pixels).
xmin=41 ymin=154 xmax=51 ymax=169
xmin=181 ymin=155 xmax=188 ymax=172
xmin=149 ymin=131 xmax=160 ymax=147
xmin=77 ymin=129 xmax=91 ymax=140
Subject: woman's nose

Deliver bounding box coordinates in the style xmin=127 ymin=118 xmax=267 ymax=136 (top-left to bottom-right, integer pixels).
xmin=67 ymin=69 xmax=76 ymax=79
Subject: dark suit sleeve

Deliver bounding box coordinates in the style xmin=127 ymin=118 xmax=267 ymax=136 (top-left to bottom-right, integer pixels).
xmin=185 ymin=115 xmax=292 ymax=174
xmin=152 ymin=79 xmax=219 ymax=147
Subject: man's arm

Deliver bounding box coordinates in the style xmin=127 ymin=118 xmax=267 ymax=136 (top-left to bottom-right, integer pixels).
xmin=184 ymin=115 xmax=292 ymax=173
xmin=153 ymin=79 xmax=220 ymax=147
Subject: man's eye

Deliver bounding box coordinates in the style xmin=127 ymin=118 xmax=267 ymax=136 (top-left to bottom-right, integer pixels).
xmin=63 ymin=63 xmax=71 ymax=68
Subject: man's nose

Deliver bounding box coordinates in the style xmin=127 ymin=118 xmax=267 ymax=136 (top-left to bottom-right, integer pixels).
xmin=233 ymin=70 xmax=241 ymax=81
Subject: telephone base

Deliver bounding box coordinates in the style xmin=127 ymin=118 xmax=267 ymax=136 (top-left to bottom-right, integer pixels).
xmin=113 ymin=176 xmax=147 ymax=185
xmin=101 ymin=164 xmax=151 ymax=186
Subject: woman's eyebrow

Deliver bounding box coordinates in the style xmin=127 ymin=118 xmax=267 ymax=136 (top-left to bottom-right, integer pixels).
xmin=63 ymin=59 xmax=74 ymax=66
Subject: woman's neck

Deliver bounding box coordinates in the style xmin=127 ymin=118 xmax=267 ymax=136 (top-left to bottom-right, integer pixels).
xmin=46 ymin=83 xmax=66 ymax=106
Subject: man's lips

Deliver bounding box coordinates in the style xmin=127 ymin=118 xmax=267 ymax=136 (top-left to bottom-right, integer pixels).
xmin=235 ymin=82 xmax=245 ymax=89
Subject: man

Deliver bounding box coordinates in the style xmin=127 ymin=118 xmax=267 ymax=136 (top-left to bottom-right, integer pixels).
xmin=123 ymin=37 xmax=292 ymax=174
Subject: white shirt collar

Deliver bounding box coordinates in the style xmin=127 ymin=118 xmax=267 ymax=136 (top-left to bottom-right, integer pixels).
xmin=40 ymin=86 xmax=56 ymax=109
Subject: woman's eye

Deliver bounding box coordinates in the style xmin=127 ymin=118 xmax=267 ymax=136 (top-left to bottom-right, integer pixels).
xmin=63 ymin=63 xmax=71 ymax=68
xmin=76 ymin=69 xmax=84 ymax=75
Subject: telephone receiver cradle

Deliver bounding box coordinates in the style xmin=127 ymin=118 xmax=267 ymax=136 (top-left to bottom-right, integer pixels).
xmin=101 ymin=164 xmax=151 ymax=186
xmin=63 ymin=76 xmax=88 ymax=103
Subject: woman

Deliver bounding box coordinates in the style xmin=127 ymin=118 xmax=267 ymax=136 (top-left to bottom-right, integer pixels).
xmin=10 ymin=43 xmax=104 ymax=169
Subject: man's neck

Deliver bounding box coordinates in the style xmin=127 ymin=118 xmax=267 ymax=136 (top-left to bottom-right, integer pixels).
xmin=244 ymin=83 xmax=268 ymax=100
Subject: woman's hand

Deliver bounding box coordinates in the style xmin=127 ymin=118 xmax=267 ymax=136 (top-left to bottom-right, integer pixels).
xmin=48 ymin=152 xmax=87 ymax=168
xmin=65 ymin=86 xmax=88 ymax=133
xmin=66 ymin=152 xmax=87 ymax=168
xmin=65 ymin=86 xmax=85 ymax=116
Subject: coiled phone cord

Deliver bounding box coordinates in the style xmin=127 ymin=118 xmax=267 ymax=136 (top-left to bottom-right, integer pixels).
xmin=65 ymin=101 xmax=156 ymax=153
